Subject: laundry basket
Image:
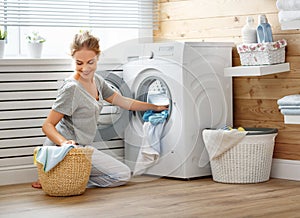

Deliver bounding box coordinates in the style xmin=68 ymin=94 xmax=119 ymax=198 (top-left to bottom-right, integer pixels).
xmin=35 ymin=147 xmax=94 ymax=196
xmin=203 ymin=128 xmax=278 ymax=184
xmin=237 ymin=39 xmax=287 ymax=66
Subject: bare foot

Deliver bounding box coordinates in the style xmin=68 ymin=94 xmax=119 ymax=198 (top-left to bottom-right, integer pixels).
xmin=32 ymin=180 xmax=42 ymax=189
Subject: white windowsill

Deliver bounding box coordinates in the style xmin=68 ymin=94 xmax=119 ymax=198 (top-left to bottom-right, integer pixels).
xmin=0 ymin=57 xmax=123 ymax=72
xmin=0 ymin=57 xmax=72 ymax=65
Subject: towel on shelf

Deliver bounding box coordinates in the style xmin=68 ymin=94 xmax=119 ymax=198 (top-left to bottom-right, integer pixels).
xmin=34 ymin=144 xmax=76 ymax=172
xmin=276 ymin=0 xmax=300 ymax=11
xmin=202 ymin=129 xmax=248 ymax=160
xmin=277 ymin=94 xmax=300 ymax=106
xmin=278 ymin=11 xmax=300 ymax=22
xmin=279 ymin=109 xmax=300 ymax=115
xmin=133 ymin=110 xmax=168 ymax=176
xmin=279 ymin=105 xmax=300 ymax=109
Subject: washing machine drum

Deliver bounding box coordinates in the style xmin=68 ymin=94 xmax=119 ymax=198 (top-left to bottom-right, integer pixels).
xmin=94 ymin=71 xmax=132 ymax=141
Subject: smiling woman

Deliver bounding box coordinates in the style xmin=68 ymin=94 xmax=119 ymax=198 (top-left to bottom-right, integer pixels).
xmin=30 ymin=30 xmax=168 ymax=189
xmin=0 ymin=0 xmax=158 ymax=58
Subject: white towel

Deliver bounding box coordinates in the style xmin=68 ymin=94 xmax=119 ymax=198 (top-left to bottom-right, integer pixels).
xmin=202 ymin=129 xmax=247 ymax=160
xmin=279 ymin=105 xmax=300 ymax=109
xmin=133 ymin=121 xmax=165 ymax=176
xmin=277 ymin=94 xmax=300 ymax=106
xmin=280 ymin=109 xmax=300 ymax=115
xmin=278 ymin=11 xmax=300 ymax=22
xmin=277 ymin=0 xmax=300 ymax=11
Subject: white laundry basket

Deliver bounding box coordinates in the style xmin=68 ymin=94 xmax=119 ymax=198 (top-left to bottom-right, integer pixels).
xmin=203 ymin=128 xmax=278 ymax=184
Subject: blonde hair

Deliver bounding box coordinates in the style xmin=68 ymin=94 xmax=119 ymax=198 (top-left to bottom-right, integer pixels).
xmin=70 ymin=31 xmax=101 ymax=57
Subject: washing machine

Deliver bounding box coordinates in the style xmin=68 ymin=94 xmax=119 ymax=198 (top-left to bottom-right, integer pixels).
xmin=123 ymin=41 xmax=233 ymax=179
xmin=93 ymin=70 xmax=132 ymax=161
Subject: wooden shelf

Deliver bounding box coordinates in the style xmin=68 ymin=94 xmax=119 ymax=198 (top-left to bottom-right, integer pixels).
xmin=284 ymin=115 xmax=300 ymax=124
xmin=224 ymin=63 xmax=290 ymax=77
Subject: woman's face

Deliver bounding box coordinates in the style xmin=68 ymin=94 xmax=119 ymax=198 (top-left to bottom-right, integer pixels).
xmin=73 ymin=47 xmax=98 ymax=81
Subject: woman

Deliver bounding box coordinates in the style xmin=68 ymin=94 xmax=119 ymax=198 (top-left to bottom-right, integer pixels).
xmin=32 ymin=31 xmax=168 ymax=188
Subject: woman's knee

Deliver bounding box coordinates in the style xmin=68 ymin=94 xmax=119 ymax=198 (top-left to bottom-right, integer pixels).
xmin=119 ymin=164 xmax=131 ymax=182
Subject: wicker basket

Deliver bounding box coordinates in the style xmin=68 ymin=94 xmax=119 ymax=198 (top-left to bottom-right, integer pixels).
xmin=204 ymin=128 xmax=278 ymax=184
xmin=35 ymin=147 xmax=94 ymax=196
xmin=237 ymin=39 xmax=287 ymax=66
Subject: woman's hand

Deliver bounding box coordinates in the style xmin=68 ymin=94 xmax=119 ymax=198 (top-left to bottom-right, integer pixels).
xmin=154 ymin=105 xmax=169 ymax=112
xmin=106 ymin=92 xmax=169 ymax=112
xmin=62 ymin=140 xmax=77 ymax=146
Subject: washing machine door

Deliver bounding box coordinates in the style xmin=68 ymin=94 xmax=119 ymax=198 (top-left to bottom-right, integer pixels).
xmin=94 ymin=70 xmax=132 ymax=141
xmin=135 ymin=75 xmax=172 ymax=121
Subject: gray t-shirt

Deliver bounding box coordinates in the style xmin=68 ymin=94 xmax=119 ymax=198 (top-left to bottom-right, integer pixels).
xmin=43 ymin=74 xmax=115 ymax=146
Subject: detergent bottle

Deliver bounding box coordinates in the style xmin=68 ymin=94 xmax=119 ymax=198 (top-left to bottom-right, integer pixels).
xmin=241 ymin=16 xmax=257 ymax=43
xmin=257 ymin=14 xmax=273 ymax=43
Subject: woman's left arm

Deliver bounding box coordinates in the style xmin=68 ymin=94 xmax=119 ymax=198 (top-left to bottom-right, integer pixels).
xmin=105 ymin=92 xmax=168 ymax=112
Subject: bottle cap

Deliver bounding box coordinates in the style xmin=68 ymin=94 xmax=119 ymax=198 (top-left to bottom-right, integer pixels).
xmin=246 ymin=16 xmax=254 ymax=24
xmin=259 ymin=14 xmax=267 ymax=23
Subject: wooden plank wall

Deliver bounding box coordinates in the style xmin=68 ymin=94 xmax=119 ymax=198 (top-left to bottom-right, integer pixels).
xmin=155 ymin=0 xmax=300 ymax=161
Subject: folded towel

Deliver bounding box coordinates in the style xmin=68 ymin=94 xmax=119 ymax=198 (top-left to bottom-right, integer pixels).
xmin=277 ymin=94 xmax=300 ymax=106
xmin=35 ymin=144 xmax=76 ymax=172
xmin=280 ymin=109 xmax=300 ymax=115
xmin=277 ymin=0 xmax=300 ymax=11
xmin=202 ymin=129 xmax=248 ymax=160
xmin=278 ymin=11 xmax=300 ymax=22
xmin=279 ymin=105 xmax=300 ymax=109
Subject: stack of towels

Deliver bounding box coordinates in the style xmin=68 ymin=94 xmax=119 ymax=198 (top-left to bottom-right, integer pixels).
xmin=277 ymin=94 xmax=300 ymax=115
xmin=277 ymin=0 xmax=300 ymax=26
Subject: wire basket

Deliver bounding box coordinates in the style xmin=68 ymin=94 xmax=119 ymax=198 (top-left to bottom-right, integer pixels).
xmin=237 ymin=39 xmax=287 ymax=66
xmin=35 ymin=147 xmax=94 ymax=196
xmin=204 ymin=128 xmax=278 ymax=184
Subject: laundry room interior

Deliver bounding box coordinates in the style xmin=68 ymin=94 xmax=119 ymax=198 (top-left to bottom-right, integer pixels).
xmin=0 ymin=0 xmax=300 ymax=217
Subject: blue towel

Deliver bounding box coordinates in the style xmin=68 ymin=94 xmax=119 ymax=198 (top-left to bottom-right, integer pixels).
xmin=277 ymin=94 xmax=300 ymax=106
xmin=143 ymin=110 xmax=169 ymax=125
xmin=35 ymin=144 xmax=76 ymax=172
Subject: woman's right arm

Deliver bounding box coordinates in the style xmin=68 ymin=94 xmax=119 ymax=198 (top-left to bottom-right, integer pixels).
xmin=42 ymin=109 xmax=76 ymax=146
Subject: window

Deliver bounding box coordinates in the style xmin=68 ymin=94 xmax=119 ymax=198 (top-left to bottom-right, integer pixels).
xmin=0 ymin=0 xmax=158 ymax=58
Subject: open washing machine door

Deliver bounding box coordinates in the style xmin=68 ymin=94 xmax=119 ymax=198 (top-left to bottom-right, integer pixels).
xmin=94 ymin=70 xmax=132 ymax=141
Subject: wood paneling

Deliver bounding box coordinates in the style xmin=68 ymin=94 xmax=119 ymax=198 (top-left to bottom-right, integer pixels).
xmin=160 ymin=0 xmax=277 ymax=21
xmin=156 ymin=0 xmax=300 ymax=160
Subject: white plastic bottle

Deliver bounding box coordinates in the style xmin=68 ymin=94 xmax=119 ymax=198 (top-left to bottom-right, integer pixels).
xmin=241 ymin=16 xmax=257 ymax=44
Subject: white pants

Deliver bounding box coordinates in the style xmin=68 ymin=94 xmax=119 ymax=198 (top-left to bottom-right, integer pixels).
xmin=86 ymin=146 xmax=131 ymax=188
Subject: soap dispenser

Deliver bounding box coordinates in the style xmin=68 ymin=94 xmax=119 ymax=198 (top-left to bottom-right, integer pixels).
xmin=241 ymin=16 xmax=257 ymax=43
xmin=257 ymin=14 xmax=273 ymax=43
